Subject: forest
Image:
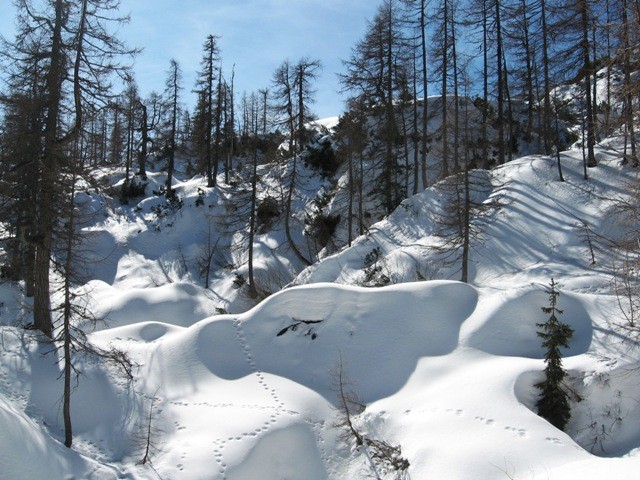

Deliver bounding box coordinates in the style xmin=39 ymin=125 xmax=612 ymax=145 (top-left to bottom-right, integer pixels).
xmin=2 ymin=0 xmax=638 ymax=334
xmin=1 ymin=0 xmax=640 ymax=477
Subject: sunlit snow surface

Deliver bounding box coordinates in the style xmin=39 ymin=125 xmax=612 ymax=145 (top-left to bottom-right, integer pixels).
xmin=1 ymin=141 xmax=640 ymax=479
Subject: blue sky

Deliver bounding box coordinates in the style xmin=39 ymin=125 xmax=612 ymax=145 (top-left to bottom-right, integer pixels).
xmin=1 ymin=0 xmax=381 ymax=119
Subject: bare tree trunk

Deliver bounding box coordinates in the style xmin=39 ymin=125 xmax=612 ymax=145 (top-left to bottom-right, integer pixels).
xmin=138 ymin=102 xmax=149 ymax=179
xmin=591 ymin=24 xmax=598 ymax=141
xmin=33 ymin=243 xmax=52 ymax=337
xmin=348 ymin=152 xmax=354 ymax=246
xmin=62 ymin=173 xmax=77 ymax=448
xmin=604 ymin=0 xmax=612 ymax=136
xmin=212 ymin=73 xmax=223 ymax=186
xmin=247 ymin=147 xmax=258 ymax=298
xmin=482 ymin=0 xmax=490 ymax=169
xmin=384 ymin=2 xmax=397 ymax=213
xmin=412 ymin=46 xmax=420 ymax=195
xmin=520 ymin=0 xmax=535 ymax=139
xmin=621 ymin=0 xmax=637 ymax=165
xmin=452 ymin=11 xmax=460 ymax=173
xmin=461 ymin=165 xmax=470 ymax=283
xmin=166 ymin=60 xmax=180 ymax=199
xmin=541 ymin=0 xmax=553 ymax=156
xmin=34 ymin=0 xmax=67 ymax=338
xmin=441 ymin=0 xmax=450 ymax=179
xmin=358 ymin=155 xmax=365 ymax=236
xmin=553 ymin=93 xmax=566 ymax=182
xmin=284 ymin=153 xmax=311 ymax=266
xmin=228 ymin=67 xmax=236 ymax=181
xmin=580 ymin=0 xmax=597 ymax=168
xmin=420 ymin=0 xmax=429 ymax=188
xmin=503 ymin=54 xmax=515 ymax=162
xmin=495 ymin=0 xmax=505 ymax=165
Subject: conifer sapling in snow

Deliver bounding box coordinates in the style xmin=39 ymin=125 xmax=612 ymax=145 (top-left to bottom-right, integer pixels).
xmin=535 ymin=278 xmax=574 ymax=431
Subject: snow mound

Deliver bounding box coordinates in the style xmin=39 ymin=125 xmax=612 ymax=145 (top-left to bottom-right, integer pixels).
xmin=0 ymin=395 xmax=73 ymax=480
xmin=84 ymin=280 xmax=218 ymax=330
xmin=237 ymin=281 xmax=478 ymax=401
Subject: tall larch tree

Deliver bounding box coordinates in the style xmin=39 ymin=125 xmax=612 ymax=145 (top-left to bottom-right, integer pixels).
xmin=164 ymin=59 xmax=181 ymax=199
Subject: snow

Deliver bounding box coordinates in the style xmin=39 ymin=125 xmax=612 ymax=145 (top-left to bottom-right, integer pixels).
xmin=1 ymin=123 xmax=640 ymax=479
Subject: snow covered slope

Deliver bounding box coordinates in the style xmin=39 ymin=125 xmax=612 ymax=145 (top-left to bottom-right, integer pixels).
xmin=295 ymin=143 xmax=625 ymax=293
xmin=1 ymin=135 xmax=640 ymax=479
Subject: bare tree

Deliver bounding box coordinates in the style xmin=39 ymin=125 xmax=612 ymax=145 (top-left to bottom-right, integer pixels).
xmin=329 ymin=357 xmax=410 ymax=477
xmin=433 ymin=166 xmax=503 ymax=283
xmin=163 ymin=59 xmax=182 ymax=199
xmin=271 ymin=58 xmax=321 ymax=266
xmin=334 ymin=99 xmax=368 ymax=246
xmin=193 ymin=34 xmax=221 ymax=187
xmin=0 ymin=0 xmax=135 ymax=337
xmin=341 ymin=0 xmax=406 ymax=214
xmin=136 ymin=92 xmax=161 ymax=180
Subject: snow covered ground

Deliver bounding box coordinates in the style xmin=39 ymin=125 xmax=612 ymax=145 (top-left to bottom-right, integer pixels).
xmin=1 ymin=133 xmax=640 ymax=479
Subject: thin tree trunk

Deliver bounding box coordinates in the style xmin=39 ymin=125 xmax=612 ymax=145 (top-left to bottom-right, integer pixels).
xmin=496 ymin=0 xmax=505 ymax=165
xmin=285 ymin=153 xmax=311 ymax=266
xmin=412 ymin=45 xmax=420 ymax=195
xmin=138 ymin=102 xmax=149 ymax=179
xmin=482 ymin=0 xmax=489 ymax=169
xmin=521 ymin=0 xmax=535 ymax=138
xmin=384 ymin=1 xmax=397 ymax=213
xmin=228 ymin=67 xmax=236 ymax=179
xmin=503 ymin=54 xmax=514 ymax=162
xmin=63 ymin=186 xmax=76 ymax=449
xmin=452 ymin=10 xmax=460 ymax=173
xmin=541 ymin=0 xmax=552 ymax=156
xmin=461 ymin=164 xmax=470 ymax=283
xmin=441 ymin=0 xmax=449 ymax=179
xmin=591 ymin=24 xmax=598 ymax=141
xmin=213 ymin=73 xmax=223 ymax=186
xmin=205 ymin=46 xmax=214 ymax=187
xmin=348 ymin=152 xmax=354 ymax=246
xmin=553 ymin=92 xmax=565 ymax=182
xmin=420 ymin=0 xmax=429 ymax=188
xmin=621 ymin=0 xmax=637 ymax=165
xmin=580 ymin=0 xmax=597 ymax=168
xmin=247 ymin=146 xmax=258 ymax=298
xmin=358 ymin=155 xmax=365 ymax=236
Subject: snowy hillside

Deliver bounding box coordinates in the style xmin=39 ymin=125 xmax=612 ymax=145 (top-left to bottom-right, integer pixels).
xmin=1 ymin=128 xmax=640 ymax=479
xmin=4 ymin=0 xmax=640 ymax=475
xmin=295 ymin=141 xmax=623 ymax=292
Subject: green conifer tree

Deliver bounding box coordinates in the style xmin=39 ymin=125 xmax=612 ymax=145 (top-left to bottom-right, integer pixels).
xmin=535 ymin=278 xmax=574 ymax=431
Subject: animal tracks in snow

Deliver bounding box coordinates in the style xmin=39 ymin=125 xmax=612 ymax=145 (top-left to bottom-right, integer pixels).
xmin=504 ymin=425 xmax=528 ymax=437
xmin=545 ymin=436 xmax=564 ymax=446
xmin=407 ymin=406 xmax=539 ymax=443
xmin=194 ymin=317 xmax=329 ymax=479
xmin=474 ymin=415 xmax=496 ymax=426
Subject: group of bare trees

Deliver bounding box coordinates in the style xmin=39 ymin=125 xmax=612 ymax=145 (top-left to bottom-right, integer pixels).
xmin=0 ymin=0 xmax=138 ymax=448
xmin=324 ymin=0 xmax=640 ymax=284
xmin=334 ymin=0 xmax=640 ymax=220
xmin=0 ymin=0 xmax=330 ymax=343
xmin=1 ymin=0 xmax=640 ymax=448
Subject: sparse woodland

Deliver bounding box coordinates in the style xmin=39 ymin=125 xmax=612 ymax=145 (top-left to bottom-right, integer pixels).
xmin=1 ymin=0 xmax=640 ymax=478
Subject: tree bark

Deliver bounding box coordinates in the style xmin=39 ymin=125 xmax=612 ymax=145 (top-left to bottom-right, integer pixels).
xmin=580 ymin=0 xmax=597 ymax=168
xmin=420 ymin=0 xmax=429 ymax=189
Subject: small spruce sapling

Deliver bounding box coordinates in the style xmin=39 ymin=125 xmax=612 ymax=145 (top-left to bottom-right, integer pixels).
xmin=535 ymin=278 xmax=574 ymax=431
